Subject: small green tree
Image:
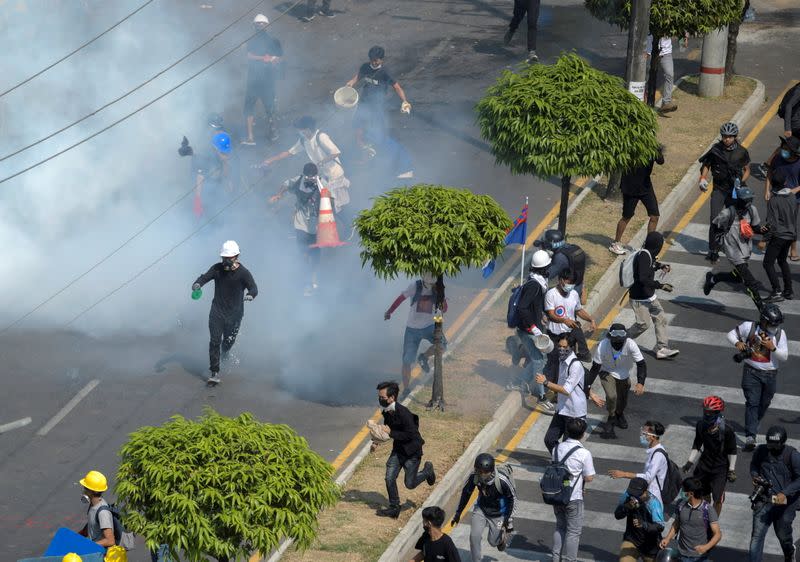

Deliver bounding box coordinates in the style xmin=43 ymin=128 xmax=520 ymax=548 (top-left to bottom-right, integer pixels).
xmin=476 ymin=53 xmax=660 ymax=233
xmin=585 ymin=0 xmax=743 ymax=105
xmin=355 ymin=184 xmax=510 ymax=409
xmin=115 ymin=410 xmax=340 ymax=561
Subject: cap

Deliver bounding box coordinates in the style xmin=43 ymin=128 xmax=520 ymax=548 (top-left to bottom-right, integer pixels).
xmin=627 ymin=477 xmax=649 ymax=498
xmin=253 ymin=13 xmax=269 ymax=24
xmin=779 ymin=135 xmax=800 ymax=155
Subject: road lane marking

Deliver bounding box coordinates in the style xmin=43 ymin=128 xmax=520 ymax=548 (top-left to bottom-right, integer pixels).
xmin=0 ymin=417 xmax=32 ymax=434
xmin=36 ymin=379 xmax=100 ymax=436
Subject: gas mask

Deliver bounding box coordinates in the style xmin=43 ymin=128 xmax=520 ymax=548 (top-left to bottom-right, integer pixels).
xmin=222 ymin=257 xmax=236 ymax=271
xmin=608 ymin=327 xmax=627 ymax=351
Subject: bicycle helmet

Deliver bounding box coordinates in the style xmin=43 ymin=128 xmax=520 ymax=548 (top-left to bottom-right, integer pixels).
xmin=543 ymin=229 xmax=565 ymax=250
xmin=211 ymin=132 xmax=231 ymax=154
xmin=760 ymin=303 xmax=784 ymax=326
xmin=703 ymin=395 xmax=725 ymax=412
xmin=720 ymin=122 xmax=739 ymax=137
xmin=474 ymin=453 xmax=495 ymax=472
xmin=735 ymin=187 xmax=754 ymax=203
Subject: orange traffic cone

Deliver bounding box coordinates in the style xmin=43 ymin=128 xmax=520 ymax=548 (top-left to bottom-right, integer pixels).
xmin=310 ymin=187 xmax=347 ymax=248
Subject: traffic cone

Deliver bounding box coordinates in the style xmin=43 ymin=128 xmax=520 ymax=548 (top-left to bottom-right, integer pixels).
xmin=310 ymin=187 xmax=347 ymax=248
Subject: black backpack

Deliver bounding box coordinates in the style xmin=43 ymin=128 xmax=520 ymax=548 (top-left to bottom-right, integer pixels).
xmin=777 ymin=83 xmax=800 ymax=119
xmin=540 ymin=444 xmax=583 ymax=505
xmin=507 ymin=278 xmax=540 ymax=329
xmin=652 ymin=448 xmax=682 ymax=514
xmin=558 ymin=245 xmax=586 ymax=286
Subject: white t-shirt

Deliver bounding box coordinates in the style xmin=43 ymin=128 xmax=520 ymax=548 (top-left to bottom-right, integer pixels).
xmin=401 ymin=281 xmax=440 ymax=330
xmin=545 ymin=287 xmax=582 ymax=334
xmin=592 ymin=338 xmax=644 ymax=380
xmin=646 ymin=36 xmax=673 ymax=56
xmin=288 ymin=130 xmax=345 ymax=180
xmin=556 ymin=351 xmax=587 ymax=418
xmin=552 ymin=439 xmax=595 ymax=502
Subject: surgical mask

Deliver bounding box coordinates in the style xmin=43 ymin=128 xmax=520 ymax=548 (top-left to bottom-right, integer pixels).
xmin=781 ymin=149 xmax=792 ymax=160
xmin=370 ymin=62 xmax=382 ymax=70
xmin=767 ymin=324 xmax=780 ymax=333
xmin=378 ymin=397 xmax=390 ymax=408
xmin=558 ymin=348 xmax=571 ymax=361
xmin=81 ymin=494 xmax=90 ymax=504
xmin=222 ymin=257 xmax=235 ymax=270
xmin=640 ymin=435 xmax=650 ymax=447
xmin=561 ymin=283 xmax=575 ymax=293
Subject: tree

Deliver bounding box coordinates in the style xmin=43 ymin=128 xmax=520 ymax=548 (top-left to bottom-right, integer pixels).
xmin=585 ymin=0 xmax=743 ymax=105
xmin=355 ymin=184 xmax=510 ymax=409
xmin=476 ymin=53 xmax=660 ymax=233
xmin=115 ymin=409 xmax=340 ymax=561
xmin=725 ymin=0 xmax=750 ymax=81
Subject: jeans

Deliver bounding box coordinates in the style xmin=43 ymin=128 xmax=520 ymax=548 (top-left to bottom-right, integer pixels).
xmin=208 ymin=308 xmax=242 ymax=373
xmin=470 ymin=506 xmax=506 ymax=561
xmin=628 ymin=298 xmax=669 ymax=350
xmin=709 ymin=190 xmax=734 ymax=254
xmin=763 ymin=237 xmax=793 ymax=293
xmin=741 ymin=364 xmax=777 ymax=438
xmin=385 ymin=451 xmax=429 ymax=508
xmin=659 ymin=53 xmax=674 ymax=103
xmin=545 ymin=413 xmax=585 ymax=453
xmin=516 ymin=329 xmax=547 ymax=398
xmin=553 ymin=500 xmax=584 ymax=562
xmin=508 ymin=0 xmax=542 ymax=51
xmin=749 ymin=502 xmax=797 ymax=562
xmin=600 ymin=373 xmax=631 ymax=417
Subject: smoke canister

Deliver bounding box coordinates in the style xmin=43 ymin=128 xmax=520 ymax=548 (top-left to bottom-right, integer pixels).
xmin=191 ymin=288 xmax=203 ymax=300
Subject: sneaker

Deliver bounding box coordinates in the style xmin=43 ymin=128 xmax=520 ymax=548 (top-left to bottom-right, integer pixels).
xmin=503 ymin=29 xmax=514 ymax=46
xmin=536 ymin=399 xmax=556 ymax=415
xmin=301 ymin=13 xmax=316 ymax=22
xmin=609 ymin=241 xmax=627 ymax=255
xmin=616 ymin=413 xmax=628 ymax=429
xmin=656 ymin=347 xmax=680 ymax=359
xmin=526 ymin=50 xmax=538 ymax=63
xmin=318 ymin=8 xmax=335 ymax=17
xmin=418 ymin=353 xmax=431 ymax=374
xmin=206 ymin=373 xmax=221 ymax=386
xmin=703 ymin=272 xmax=715 ymax=296
xmin=765 ymin=291 xmax=785 ymax=303
xmin=497 ymin=529 xmax=508 ymax=552
xmin=743 ymin=436 xmax=756 ymax=452
xmin=659 ymin=101 xmax=678 ymax=113
xmin=783 ymin=291 xmax=794 ymax=300
xmin=376 ymin=506 xmax=400 ymax=518
xmin=397 ymin=171 xmax=414 ymax=179
xmin=240 ymin=139 xmax=256 ymax=146
xmin=424 ymin=461 xmax=436 ymax=486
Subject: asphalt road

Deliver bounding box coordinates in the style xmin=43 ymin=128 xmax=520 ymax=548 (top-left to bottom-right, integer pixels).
xmin=0 ymin=0 xmax=796 ymax=559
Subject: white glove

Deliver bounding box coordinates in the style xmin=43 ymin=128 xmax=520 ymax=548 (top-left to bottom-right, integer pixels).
xmin=401 ymin=101 xmax=412 ymax=114
xmin=699 ymin=178 xmax=709 ymax=192
xmin=244 ymin=294 xmax=254 ymax=301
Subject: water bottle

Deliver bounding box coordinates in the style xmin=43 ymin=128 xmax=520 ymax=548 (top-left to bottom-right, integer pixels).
xmin=191 ymin=288 xmax=203 ymax=300
xmin=732 ymin=178 xmax=740 ymax=199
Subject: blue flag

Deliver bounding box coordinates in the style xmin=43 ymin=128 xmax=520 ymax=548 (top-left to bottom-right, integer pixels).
xmin=482 ymin=204 xmax=528 ymax=278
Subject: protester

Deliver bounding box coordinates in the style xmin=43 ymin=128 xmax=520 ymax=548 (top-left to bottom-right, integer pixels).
xmin=191 ymin=130 xmax=234 ymax=217
xmin=764 ymin=135 xmax=800 ymax=261
xmin=609 ymin=421 xmax=669 ymax=507
xmin=384 ymin=273 xmax=447 ymax=393
xmin=538 ymin=229 xmax=587 ymax=302
xmin=544 ymin=268 xmax=596 ymax=363
xmin=748 ymin=426 xmax=800 ymax=562
xmin=659 ymin=477 xmax=722 ymax=561
xmin=241 ymin=14 xmax=283 ymax=146
xmin=610 ymin=146 xmax=664 ymax=255
xmin=192 ymin=240 xmax=258 ymax=386
xmin=373 ymin=381 xmax=435 ymax=519
xmin=698 ymin=122 xmax=751 ymax=262
xmin=76 ymin=470 xmax=115 ymax=548
xmin=550 ymin=418 xmax=595 ymax=562
xmin=614 ymin=477 xmax=665 ymax=562
xmin=762 ymin=166 xmax=798 ymax=302
xmin=646 ymin=37 xmax=677 ymax=114
xmin=585 ymin=323 xmax=647 ymax=437
xmin=411 ymin=506 xmax=461 ymax=562
xmin=681 ymin=396 xmax=737 ymax=515
xmin=627 ymin=232 xmax=680 ymax=359
xmin=302 ymin=0 xmax=334 ymax=21
xmin=452 ymin=453 xmax=516 ymax=559
xmin=781 ymin=83 xmax=800 ymax=138
xmin=503 ymin=0 xmax=542 ymax=63
xmin=727 ymin=304 xmax=788 ymax=451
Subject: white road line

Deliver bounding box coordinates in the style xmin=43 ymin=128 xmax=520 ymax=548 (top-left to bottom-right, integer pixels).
xmin=669 ymin=222 xmax=767 ymax=262
xmin=518 ymin=411 xmax=605 ymax=452
xmin=645 ymin=376 xmax=799 ymax=412
xmin=36 ymin=379 xmax=100 ymax=436
xmin=0 ymin=417 xmax=32 ymax=434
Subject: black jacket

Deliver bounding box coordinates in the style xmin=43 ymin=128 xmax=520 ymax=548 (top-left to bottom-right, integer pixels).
xmin=629 ymin=232 xmax=665 ymax=301
xmin=766 ymin=188 xmax=798 ymax=241
xmin=783 ymin=86 xmax=800 ymax=132
xmin=517 ymin=275 xmax=546 ymax=332
xmin=699 ymin=141 xmax=751 ymax=193
xmin=614 ymin=494 xmax=664 ymax=555
xmin=383 ymin=403 xmax=424 ymax=458
xmin=750 ymin=445 xmax=800 ymax=506
xmin=455 ymin=472 xmax=516 ymax=525
xmin=194 ymin=263 xmax=258 ymax=317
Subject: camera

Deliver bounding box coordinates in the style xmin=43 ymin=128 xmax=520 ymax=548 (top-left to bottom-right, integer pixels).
xmin=733 ymin=347 xmax=753 ymax=363
xmin=749 ymin=475 xmax=772 ymax=507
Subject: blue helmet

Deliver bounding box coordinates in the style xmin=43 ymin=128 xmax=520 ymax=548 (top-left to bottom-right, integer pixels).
xmin=212 ymin=132 xmax=231 ymax=154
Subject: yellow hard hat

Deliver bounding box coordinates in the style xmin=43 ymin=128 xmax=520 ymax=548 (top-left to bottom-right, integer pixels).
xmin=63 ymin=554 xmax=83 ymax=562
xmin=104 ymin=545 xmax=128 ymax=562
xmin=79 ymin=470 xmax=108 ymax=492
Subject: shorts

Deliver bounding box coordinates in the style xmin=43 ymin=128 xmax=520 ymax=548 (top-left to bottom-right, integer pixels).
xmin=622 ymin=190 xmax=660 ymax=220
xmin=402 ymin=325 xmax=447 ymax=366
xmin=693 ymin=467 xmax=727 ymax=503
xmin=244 ymin=75 xmax=276 ymax=115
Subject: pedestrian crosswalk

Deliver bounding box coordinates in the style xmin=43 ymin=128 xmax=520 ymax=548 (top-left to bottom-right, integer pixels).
xmin=670 ymin=222 xmax=767 ymax=262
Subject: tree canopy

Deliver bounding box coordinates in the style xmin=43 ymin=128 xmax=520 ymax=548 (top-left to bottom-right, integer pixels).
xmin=115 ymin=410 xmax=340 ymax=561
xmin=584 ymin=0 xmax=743 ymax=37
xmin=354 ymin=184 xmax=510 ymax=279
xmin=475 ymin=53 xmax=660 ymax=179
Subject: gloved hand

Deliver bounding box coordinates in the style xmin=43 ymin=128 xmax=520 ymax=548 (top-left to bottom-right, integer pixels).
xmin=244 ymin=294 xmax=254 ymax=301
xmin=727 ymin=470 xmax=737 ymax=483
xmin=450 ymin=513 xmax=461 ymax=526
xmin=192 ymin=283 xmax=201 ymax=291
xmin=682 ymin=461 xmax=694 ymax=473
xmin=699 ymin=178 xmax=709 ymax=192
xmin=661 ymin=283 xmax=674 ymax=292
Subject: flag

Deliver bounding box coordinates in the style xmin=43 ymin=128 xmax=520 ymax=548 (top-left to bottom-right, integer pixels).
xmin=482 ymin=203 xmax=528 ymax=278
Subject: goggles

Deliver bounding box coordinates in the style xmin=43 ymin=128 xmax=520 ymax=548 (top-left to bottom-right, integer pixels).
xmin=608 ymin=329 xmax=627 ymax=338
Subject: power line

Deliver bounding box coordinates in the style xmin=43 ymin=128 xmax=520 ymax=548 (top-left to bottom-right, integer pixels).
xmin=0 ymin=0 xmax=156 ymax=98
xmin=0 ymin=0 xmax=270 ymax=163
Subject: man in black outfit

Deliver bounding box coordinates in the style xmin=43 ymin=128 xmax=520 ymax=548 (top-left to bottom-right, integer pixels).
xmin=503 ymin=0 xmax=542 ymax=63
xmin=763 ymin=166 xmax=798 ymax=302
xmin=192 ymin=240 xmax=258 ymax=386
xmin=241 ymin=14 xmax=283 ymax=146
xmin=412 ymin=506 xmax=461 ymax=562
xmin=373 ymin=381 xmax=435 ymax=518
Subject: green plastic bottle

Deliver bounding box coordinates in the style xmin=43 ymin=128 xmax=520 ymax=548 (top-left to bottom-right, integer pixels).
xmin=191 ymin=288 xmax=203 ymax=300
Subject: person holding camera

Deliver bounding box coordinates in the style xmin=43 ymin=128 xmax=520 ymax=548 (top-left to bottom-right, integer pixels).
xmin=748 ymin=426 xmax=800 ymax=562
xmin=726 ymin=304 xmax=788 ymax=451
xmin=659 ymin=477 xmax=722 ymax=561
xmin=614 ymin=477 xmax=665 ymax=562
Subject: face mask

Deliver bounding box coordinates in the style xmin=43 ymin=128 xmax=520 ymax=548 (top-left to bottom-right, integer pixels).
xmin=767 ymin=324 xmax=780 ymax=333
xmin=370 ymin=62 xmax=382 ymax=70
xmin=702 ymin=412 xmax=719 ymax=424
xmin=768 ymin=445 xmax=785 ymax=456
xmin=222 ymin=257 xmax=235 ymax=271
xmin=781 ymin=149 xmax=792 ymax=160
xmin=677 ymin=491 xmax=689 ymax=502
xmin=562 ymin=283 xmax=575 ymax=293
xmin=558 ymin=348 xmax=571 ymax=361
xmin=81 ymin=494 xmax=90 ymax=504
xmin=639 ymin=434 xmax=650 ymax=447
xmin=378 ymin=397 xmax=390 ymax=408
xmin=479 ymin=473 xmax=493 ymax=483
xmin=610 ymin=338 xmax=626 ymax=351
xmin=304 ymin=178 xmax=317 ymax=189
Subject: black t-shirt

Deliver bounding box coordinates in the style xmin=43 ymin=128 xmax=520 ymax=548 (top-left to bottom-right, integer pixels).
xmin=247 ymin=32 xmax=283 ymax=79
xmin=194 ymin=263 xmax=258 ymax=316
xmin=621 ymin=161 xmax=656 ymax=196
xmin=698 ymin=141 xmax=751 ymax=193
xmin=357 ymin=63 xmax=396 ymax=104
xmin=693 ymin=421 xmax=737 ymax=473
xmin=414 ymin=531 xmax=461 ymax=562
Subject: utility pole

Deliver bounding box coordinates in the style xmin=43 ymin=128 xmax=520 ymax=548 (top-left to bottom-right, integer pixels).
xmin=699 ymin=26 xmax=729 ymax=98
xmin=625 ymin=0 xmax=652 ymax=102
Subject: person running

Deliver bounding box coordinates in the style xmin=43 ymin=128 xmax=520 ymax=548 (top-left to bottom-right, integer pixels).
xmin=241 ymin=14 xmax=283 ymax=146
xmin=627 ymin=232 xmax=679 ymax=359
xmin=609 ymin=146 xmax=664 ymax=255
xmin=451 ymin=453 xmax=516 ymax=559
xmin=384 ymin=273 xmax=447 ymax=393
xmin=703 ymin=187 xmax=768 ymax=310
xmin=698 ymin=122 xmax=751 ymax=263
xmin=762 ymin=166 xmax=798 ymax=302
xmin=503 ymin=0 xmax=542 ymax=63
xmin=659 ymin=477 xmax=722 ymax=561
xmin=614 ymin=477 xmax=665 ymax=562
xmin=609 ymin=421 xmax=669 ymax=507
xmin=586 ymin=323 xmax=647 ymax=437
xmin=544 ymin=268 xmax=596 ymax=365
xmin=412 ymin=506 xmax=460 ymax=562
xmin=192 ymin=240 xmax=258 ymax=386
xmin=681 ymin=396 xmax=737 ymax=516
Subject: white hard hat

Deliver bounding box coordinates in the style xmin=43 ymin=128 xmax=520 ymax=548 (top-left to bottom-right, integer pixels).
xmin=253 ymin=13 xmax=269 ymax=24
xmin=530 ymin=249 xmax=552 ymax=269
xmin=220 ymin=240 xmax=240 ymax=257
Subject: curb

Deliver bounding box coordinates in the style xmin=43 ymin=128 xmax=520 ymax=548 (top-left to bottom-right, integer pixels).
xmin=380 ymin=76 xmax=766 ymax=562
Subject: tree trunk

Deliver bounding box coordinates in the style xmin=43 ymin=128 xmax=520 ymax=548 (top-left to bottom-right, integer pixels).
xmin=604 ymin=171 xmax=622 ymax=200
xmin=428 ymin=275 xmax=446 ymax=411
xmin=646 ymin=35 xmax=660 ymax=107
xmin=725 ymin=1 xmax=749 ymax=81
xmin=557 ymin=175 xmax=571 ymax=234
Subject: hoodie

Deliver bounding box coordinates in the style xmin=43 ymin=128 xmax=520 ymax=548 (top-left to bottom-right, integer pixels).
xmin=712 ymin=204 xmax=762 ymax=265
xmin=766 ymin=187 xmax=798 ymax=241
xmin=629 ymin=232 xmax=665 ymax=301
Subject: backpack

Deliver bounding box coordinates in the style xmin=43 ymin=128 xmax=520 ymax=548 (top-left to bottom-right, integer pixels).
xmin=473 ymin=462 xmax=516 ymax=494
xmin=558 ymin=245 xmax=586 ymax=286
xmin=619 ymin=250 xmax=648 ymax=288
xmin=540 ymin=444 xmax=583 ymax=505
xmin=96 ymin=504 xmax=136 ymax=551
xmin=652 ymin=448 xmax=682 ymax=514
xmin=507 ymin=279 xmax=540 ymax=329
xmin=777 ymin=83 xmax=800 ymax=119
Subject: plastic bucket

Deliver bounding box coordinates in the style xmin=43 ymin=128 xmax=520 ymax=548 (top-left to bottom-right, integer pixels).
xmin=333 ymin=86 xmax=359 ymax=109
xmin=534 ymin=334 xmax=554 ymax=354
